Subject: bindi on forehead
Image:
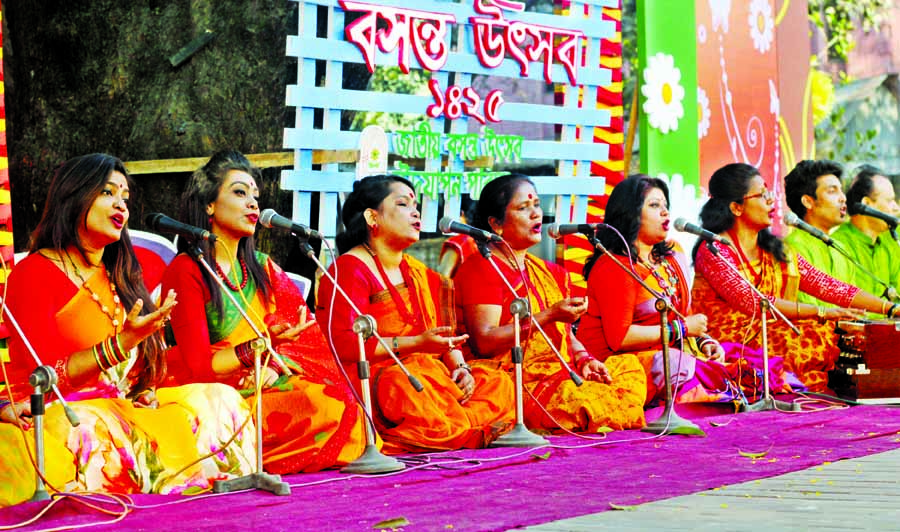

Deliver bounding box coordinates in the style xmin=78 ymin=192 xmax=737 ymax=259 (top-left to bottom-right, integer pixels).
xmin=527 ymin=193 xmax=534 ymax=200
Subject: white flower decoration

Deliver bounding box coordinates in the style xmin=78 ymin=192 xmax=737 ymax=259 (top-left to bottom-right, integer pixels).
xmin=697 ymin=24 xmax=707 ymax=44
xmin=698 ymin=87 xmax=711 ymax=139
xmin=749 ymin=0 xmax=774 ymax=54
xmin=657 ymin=172 xmax=708 ymax=282
xmin=641 ymin=53 xmax=685 ymax=135
xmin=709 ymin=0 xmax=731 ymax=33
xmin=768 ymin=78 xmax=780 ymax=116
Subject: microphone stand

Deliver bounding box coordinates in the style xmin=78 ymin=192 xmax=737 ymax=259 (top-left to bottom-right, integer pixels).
xmin=0 ymin=298 xmax=81 ymax=502
xmin=295 ymin=239 xmax=421 ymax=473
xmin=476 ymin=241 xmax=574 ymax=447
xmin=186 ymin=245 xmax=290 ymax=496
xmin=827 ymin=240 xmax=898 ymax=302
xmin=584 ymin=237 xmax=699 ymax=434
xmin=706 ymin=242 xmax=800 ymax=413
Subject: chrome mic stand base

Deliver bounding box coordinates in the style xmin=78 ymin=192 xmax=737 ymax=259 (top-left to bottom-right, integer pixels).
xmin=213 ymin=472 xmax=290 ymax=496
xmin=642 ymin=298 xmax=701 ymax=435
xmin=740 ymin=396 xmax=801 ymax=413
xmin=641 ymin=406 xmax=701 ymax=435
xmin=490 ymin=422 xmax=549 ymax=448
xmin=341 ymin=444 xmax=405 ymax=474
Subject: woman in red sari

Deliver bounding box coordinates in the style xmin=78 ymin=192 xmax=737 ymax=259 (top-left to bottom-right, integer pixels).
xmin=162 ymin=150 xmax=367 ymax=472
xmin=692 ymin=163 xmax=893 ymax=392
xmin=455 ymin=173 xmax=646 ymax=433
xmin=577 ymin=174 xmax=797 ymax=405
xmin=0 ymin=154 xmax=255 ymax=507
xmin=317 ymin=174 xmax=514 ymax=453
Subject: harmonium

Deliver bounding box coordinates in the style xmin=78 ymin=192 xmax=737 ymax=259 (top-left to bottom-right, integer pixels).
xmin=830 ymin=320 xmax=900 ymax=403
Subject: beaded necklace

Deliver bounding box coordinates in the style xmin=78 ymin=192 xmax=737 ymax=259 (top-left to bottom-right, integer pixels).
xmin=638 ymin=255 xmax=679 ymax=300
xmin=216 ymin=257 xmax=249 ymax=291
xmin=66 ymin=250 xmax=122 ymax=330
xmin=362 ymin=243 xmax=423 ymax=330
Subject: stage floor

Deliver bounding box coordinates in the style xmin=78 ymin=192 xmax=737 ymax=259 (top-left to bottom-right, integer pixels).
xmin=2 ymin=403 xmax=900 ymax=531
xmin=526 ymin=447 xmax=900 ymax=531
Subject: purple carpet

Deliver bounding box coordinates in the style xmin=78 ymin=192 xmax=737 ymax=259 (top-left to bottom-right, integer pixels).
xmin=3 ymin=405 xmax=900 ymax=531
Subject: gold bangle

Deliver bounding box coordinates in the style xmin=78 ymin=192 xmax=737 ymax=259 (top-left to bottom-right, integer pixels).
xmin=882 ymin=300 xmax=889 ymax=315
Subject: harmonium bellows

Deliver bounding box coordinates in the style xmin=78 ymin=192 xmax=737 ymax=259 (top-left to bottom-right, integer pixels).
xmin=829 ymin=320 xmax=900 ymax=403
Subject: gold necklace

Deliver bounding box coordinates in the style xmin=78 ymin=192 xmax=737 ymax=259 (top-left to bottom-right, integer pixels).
xmin=66 ymin=250 xmax=122 ymax=330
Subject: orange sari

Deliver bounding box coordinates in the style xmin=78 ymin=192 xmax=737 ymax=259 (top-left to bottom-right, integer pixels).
xmin=318 ymin=254 xmax=515 ymax=453
xmin=456 ymin=253 xmax=646 ymax=432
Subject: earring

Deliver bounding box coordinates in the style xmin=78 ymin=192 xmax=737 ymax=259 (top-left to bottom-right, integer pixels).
xmin=208 ymin=215 xmax=213 ymax=226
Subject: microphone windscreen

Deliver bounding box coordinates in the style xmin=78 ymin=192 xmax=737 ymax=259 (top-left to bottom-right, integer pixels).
xmin=546 ymin=224 xmax=561 ymax=240
xmin=673 ymin=218 xmax=689 ymax=232
xmin=260 ymin=209 xmax=277 ymax=228
xmin=438 ymin=216 xmax=454 ymax=234
xmin=783 ymin=212 xmax=801 ymax=226
xmin=848 ymin=203 xmax=864 ymax=216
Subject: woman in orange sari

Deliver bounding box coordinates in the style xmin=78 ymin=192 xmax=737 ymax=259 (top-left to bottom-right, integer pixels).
xmin=317 ymin=174 xmax=514 ymax=453
xmin=0 ymin=154 xmax=255 ymax=507
xmin=692 ymin=163 xmax=894 ymax=392
xmin=455 ymin=173 xmax=646 ymax=433
xmin=162 ymin=150 xmax=367 ymax=473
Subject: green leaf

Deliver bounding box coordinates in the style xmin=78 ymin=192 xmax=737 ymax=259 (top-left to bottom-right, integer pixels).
xmin=182 ymin=486 xmax=207 ymax=496
xmin=666 ymin=425 xmax=707 ymax=437
xmin=314 ymin=431 xmax=330 ymax=442
xmin=374 ymin=517 xmax=410 ymax=529
xmin=533 ymin=451 xmax=552 ymax=460
xmin=738 ymin=446 xmax=773 ymax=459
xmin=609 ymin=502 xmax=637 ymax=511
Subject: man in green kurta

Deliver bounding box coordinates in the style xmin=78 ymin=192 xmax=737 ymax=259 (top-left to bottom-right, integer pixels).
xmin=783 ymin=160 xmax=857 ymax=307
xmin=832 ymin=165 xmax=900 ymax=302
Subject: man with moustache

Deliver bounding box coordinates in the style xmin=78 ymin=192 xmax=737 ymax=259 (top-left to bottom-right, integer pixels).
xmin=784 ymin=159 xmax=857 ymax=307
xmin=831 ymin=165 xmax=900 ymax=302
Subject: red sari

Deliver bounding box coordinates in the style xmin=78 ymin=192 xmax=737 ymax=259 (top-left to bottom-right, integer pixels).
xmin=162 ymin=252 xmax=367 ymax=473
xmin=317 ymin=253 xmax=514 ymax=453
xmin=455 ymin=252 xmax=646 ymax=432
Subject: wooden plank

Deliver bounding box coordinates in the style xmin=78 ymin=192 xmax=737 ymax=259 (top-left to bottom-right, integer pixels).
xmin=124 ymin=151 xmax=358 ymax=175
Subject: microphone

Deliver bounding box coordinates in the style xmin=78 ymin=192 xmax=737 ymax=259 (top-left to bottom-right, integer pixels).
xmin=546 ymin=223 xmax=601 ymax=239
xmin=438 ymin=216 xmax=502 ymax=242
xmin=848 ymin=203 xmax=900 ymax=227
xmin=673 ymin=218 xmax=732 ymax=246
xmin=260 ymin=209 xmax=323 ymax=239
xmin=783 ymin=212 xmax=833 ymax=246
xmin=144 ymin=213 xmax=216 ymax=243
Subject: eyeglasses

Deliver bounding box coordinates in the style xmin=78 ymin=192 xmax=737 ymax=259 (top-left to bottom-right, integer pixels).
xmin=743 ymin=189 xmax=773 ymax=201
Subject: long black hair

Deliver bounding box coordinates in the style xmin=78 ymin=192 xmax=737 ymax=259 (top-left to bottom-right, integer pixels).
xmin=692 ymin=162 xmax=787 ymax=262
xmin=584 ymin=174 xmax=673 ymax=278
xmin=178 ymin=150 xmax=270 ymax=318
xmin=30 ymin=153 xmax=165 ymax=395
xmin=336 ymin=174 xmax=415 ymax=254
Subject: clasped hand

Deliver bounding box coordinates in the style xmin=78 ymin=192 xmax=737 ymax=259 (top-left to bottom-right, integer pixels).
xmin=267 ymin=306 xmax=317 ymax=344
xmin=550 ymin=297 xmax=587 ymax=323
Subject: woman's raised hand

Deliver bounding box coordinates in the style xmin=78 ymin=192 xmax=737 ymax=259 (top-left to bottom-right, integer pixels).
xmin=684 ymin=313 xmax=708 ymax=337
xmin=120 ymin=290 xmax=178 ymax=351
xmin=416 ymin=326 xmax=469 ymax=354
xmin=550 ymin=297 xmax=588 ymax=323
